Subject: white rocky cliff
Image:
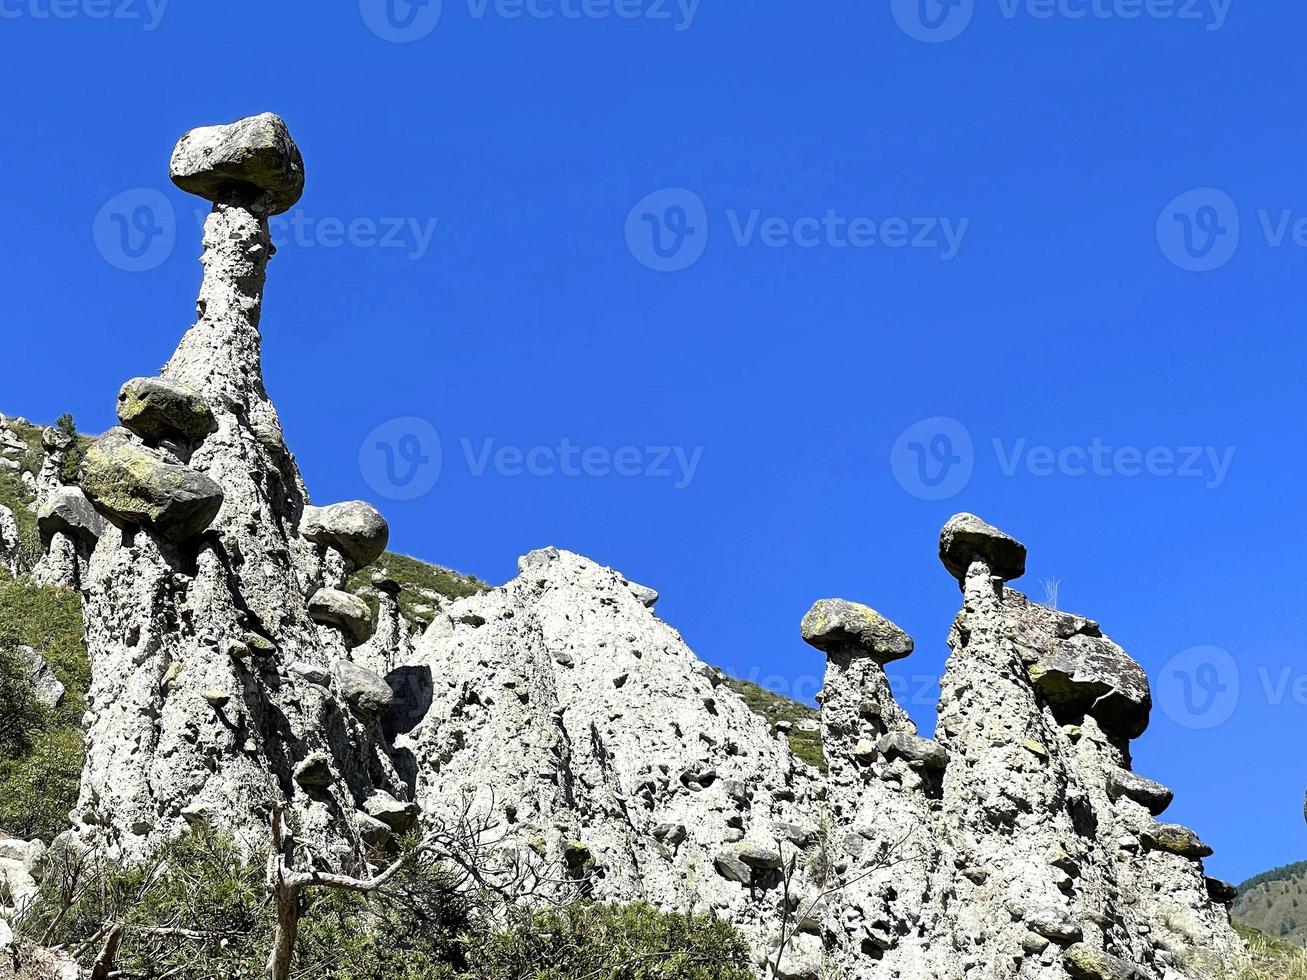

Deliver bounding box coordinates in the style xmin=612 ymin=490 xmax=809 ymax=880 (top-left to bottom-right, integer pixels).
xmin=26 ymin=114 xmax=1245 ymax=979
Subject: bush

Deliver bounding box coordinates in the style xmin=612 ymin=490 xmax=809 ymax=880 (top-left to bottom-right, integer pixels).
xmin=464 ymin=901 xmax=756 ymax=980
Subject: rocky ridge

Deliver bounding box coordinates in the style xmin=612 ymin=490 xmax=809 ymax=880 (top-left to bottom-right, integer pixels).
xmin=1 ymin=113 xmax=1245 ymax=979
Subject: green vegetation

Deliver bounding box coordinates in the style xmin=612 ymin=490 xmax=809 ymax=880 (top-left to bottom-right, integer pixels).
xmin=20 ymin=829 xmax=753 ymax=980
xmin=1235 ymin=861 xmax=1307 ymax=947
xmin=724 ymin=676 xmax=824 ymax=771
xmin=1231 ymin=924 xmax=1307 ymax=978
xmin=348 ymin=550 xmax=489 ymax=625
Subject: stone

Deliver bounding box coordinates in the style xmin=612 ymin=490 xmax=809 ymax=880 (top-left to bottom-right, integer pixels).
xmin=308 ymin=588 xmax=375 ymax=646
xmin=36 ymin=485 xmax=105 ymax=547
xmin=714 ymin=851 xmax=753 ymax=884
xmin=336 ymin=659 xmax=395 ymax=715
xmin=81 ymin=428 xmax=224 ymax=542
xmin=1205 ymin=877 xmax=1237 ymax=904
xmin=355 ymin=812 xmax=393 ymax=847
xmin=0 ymin=505 xmax=19 ymax=574
xmin=877 ymin=732 xmax=948 ymax=770
xmin=1025 ymin=906 xmax=1083 ymax=943
xmin=1063 ymin=943 xmax=1135 ymax=980
xmin=116 ymin=377 xmax=218 ymax=445
xmin=170 ymin=112 xmax=305 ymax=215
xmin=363 ymin=790 xmax=418 ymax=833
xmin=1022 ymin=633 xmax=1152 ymax=739
xmin=293 ymin=753 xmax=334 ymax=789
xmin=1106 ymin=767 xmax=1173 ymax=816
xmin=371 ymin=570 xmax=402 ymax=595
xmin=800 ymin=599 xmax=914 ymax=663
xmin=14 ymin=645 xmax=65 ymax=709
xmin=626 ymin=580 xmax=658 ymax=607
xmin=1140 ymin=823 xmax=1212 ymax=859
xmin=653 ymin=823 xmax=688 ymax=846
xmin=938 ymin=512 xmax=1027 ymax=581
xmin=301 ymin=501 xmax=389 ymax=569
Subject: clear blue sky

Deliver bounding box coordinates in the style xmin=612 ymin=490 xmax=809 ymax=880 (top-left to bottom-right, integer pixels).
xmin=2 ymin=0 xmax=1302 ymax=883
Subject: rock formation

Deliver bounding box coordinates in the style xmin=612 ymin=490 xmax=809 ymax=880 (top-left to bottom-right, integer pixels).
xmin=26 ymin=113 xmax=1243 ymax=979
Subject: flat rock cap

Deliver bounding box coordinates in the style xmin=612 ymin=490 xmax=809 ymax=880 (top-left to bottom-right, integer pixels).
xmin=800 ymin=598 xmax=913 ymax=662
xmin=301 ymin=501 xmax=389 ymax=569
xmin=939 ymin=512 xmax=1027 ymax=581
xmin=170 ymin=113 xmax=305 ymax=215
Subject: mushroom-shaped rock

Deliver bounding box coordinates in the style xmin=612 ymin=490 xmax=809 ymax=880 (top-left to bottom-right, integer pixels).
xmin=335 ymin=659 xmax=394 ymax=716
xmin=81 ymin=428 xmax=224 ymax=542
xmin=363 ymin=790 xmax=418 ymax=832
xmin=41 ymin=426 xmax=74 ymax=453
xmin=308 ymin=589 xmax=374 ymax=647
xmin=877 ymin=732 xmax=948 ymax=770
xmin=1105 ymin=767 xmax=1173 ymax=816
xmin=1063 ymin=943 xmax=1134 ymax=980
xmin=1205 ymin=877 xmax=1237 ymax=904
xmin=116 ymin=377 xmax=217 ymax=445
xmin=370 ymin=571 xmax=402 ymax=596
xmin=939 ymin=512 xmax=1027 ymax=582
xmin=1023 ymin=633 xmax=1152 ymax=739
xmin=800 ymin=599 xmax=913 ymax=663
xmin=1140 ymin=823 xmax=1212 ymax=859
xmin=37 ymin=486 xmax=105 ymax=548
xmin=301 ymin=501 xmax=389 ymax=570
xmin=170 ymin=112 xmax=305 ymax=216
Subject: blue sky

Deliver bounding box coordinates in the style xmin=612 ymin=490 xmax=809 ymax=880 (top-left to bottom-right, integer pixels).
xmin=1 ymin=0 xmax=1302 ymax=883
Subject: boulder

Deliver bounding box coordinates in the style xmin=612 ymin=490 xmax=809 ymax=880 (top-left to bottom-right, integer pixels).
xmin=116 ymin=377 xmax=217 ymax=444
xmin=336 ymin=660 xmax=395 ymax=716
xmin=626 ymin=580 xmax=659 ymax=608
xmin=1140 ymin=823 xmax=1212 ymax=859
xmin=293 ymin=753 xmax=334 ymax=789
xmin=308 ymin=589 xmax=375 ymax=647
xmin=301 ymin=501 xmax=389 ymax=569
xmin=370 ymin=571 xmax=402 ymax=596
xmin=1105 ymin=767 xmax=1173 ymax=816
xmin=41 ymin=425 xmax=74 ymax=453
xmin=1205 ymin=877 xmax=1237 ymax=904
xmin=81 ymin=428 xmax=224 ymax=542
xmin=170 ymin=112 xmax=305 ymax=215
xmin=877 ymin=732 xmax=948 ymax=770
xmin=355 ymin=812 xmax=393 ymax=847
xmin=1025 ymin=906 xmax=1083 ymax=943
xmin=939 ymin=512 xmax=1027 ymax=582
xmin=37 ymin=485 xmax=105 ymax=548
xmin=15 ymin=645 xmax=65 ymax=709
xmin=363 ymin=790 xmax=418 ymax=832
xmin=1063 ymin=943 xmax=1134 ymax=980
xmin=800 ymin=599 xmax=914 ymax=663
xmin=1023 ymin=633 xmax=1151 ymax=739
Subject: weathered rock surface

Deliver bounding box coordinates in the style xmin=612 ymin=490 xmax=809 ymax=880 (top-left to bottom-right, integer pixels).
xmin=170 ymin=112 xmax=305 ymax=216
xmin=799 ymin=597 xmax=913 ymax=662
xmin=14 ymin=645 xmax=65 ymax=709
xmin=116 ymin=377 xmax=218 ymax=445
xmin=0 ymin=504 xmax=18 ymax=575
xmin=1106 ymin=767 xmax=1173 ymax=816
xmin=939 ymin=511 xmax=1027 ymax=581
xmin=80 ymin=428 xmax=224 ymax=542
xmin=301 ymin=501 xmax=389 ymax=570
xmin=36 ymin=486 xmax=104 ymax=548
xmin=309 ymin=588 xmax=375 ymax=647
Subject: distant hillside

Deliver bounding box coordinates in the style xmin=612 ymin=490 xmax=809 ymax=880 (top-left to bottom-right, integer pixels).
xmin=1235 ymin=862 xmax=1307 ymax=946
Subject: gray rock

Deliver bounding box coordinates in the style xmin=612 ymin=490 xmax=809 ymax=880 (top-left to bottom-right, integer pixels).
xmin=37 ymin=485 xmax=105 ymax=548
xmin=301 ymin=501 xmax=389 ymax=569
xmin=1105 ymin=767 xmax=1173 ymax=816
xmin=1023 ymin=632 xmax=1152 ymax=739
xmin=0 ymin=505 xmax=19 ymax=575
xmin=653 ymin=822 xmax=688 ymax=846
xmin=1140 ymin=823 xmax=1213 ymax=859
xmin=1025 ymin=906 xmax=1083 ymax=943
xmin=626 ymin=580 xmax=659 ymax=607
xmin=938 ymin=512 xmax=1027 ymax=581
xmin=336 ymin=659 xmax=394 ymax=716
xmin=1063 ymin=943 xmax=1135 ymax=980
xmin=877 ymin=732 xmax=948 ymax=770
xmin=370 ymin=570 xmax=402 ymax=596
xmin=355 ymin=812 xmax=394 ymax=847
xmin=293 ymin=753 xmax=334 ymax=789
xmin=1205 ymin=876 xmax=1237 ymax=904
xmin=308 ymin=589 xmax=375 ymax=647
xmin=363 ymin=790 xmax=418 ymax=832
xmin=714 ymin=851 xmax=753 ymax=884
xmin=81 ymin=428 xmax=224 ymax=542
xmin=116 ymin=377 xmax=218 ymax=444
xmin=170 ymin=112 xmax=305 ymax=215
xmin=14 ymin=645 xmax=65 ymax=709
xmin=800 ymin=599 xmax=914 ymax=663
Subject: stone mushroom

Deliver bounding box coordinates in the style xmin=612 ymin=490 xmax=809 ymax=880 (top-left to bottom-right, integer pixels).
xmin=301 ymin=501 xmax=390 ymax=570
xmin=116 ymin=377 xmax=218 ymax=445
xmin=170 ymin=112 xmax=305 ymax=216
xmin=800 ymin=598 xmax=914 ymax=663
xmin=938 ymin=512 xmax=1027 ymax=582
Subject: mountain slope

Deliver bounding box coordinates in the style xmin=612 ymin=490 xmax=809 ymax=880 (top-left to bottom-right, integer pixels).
xmin=1235 ymin=862 xmax=1307 ymax=945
